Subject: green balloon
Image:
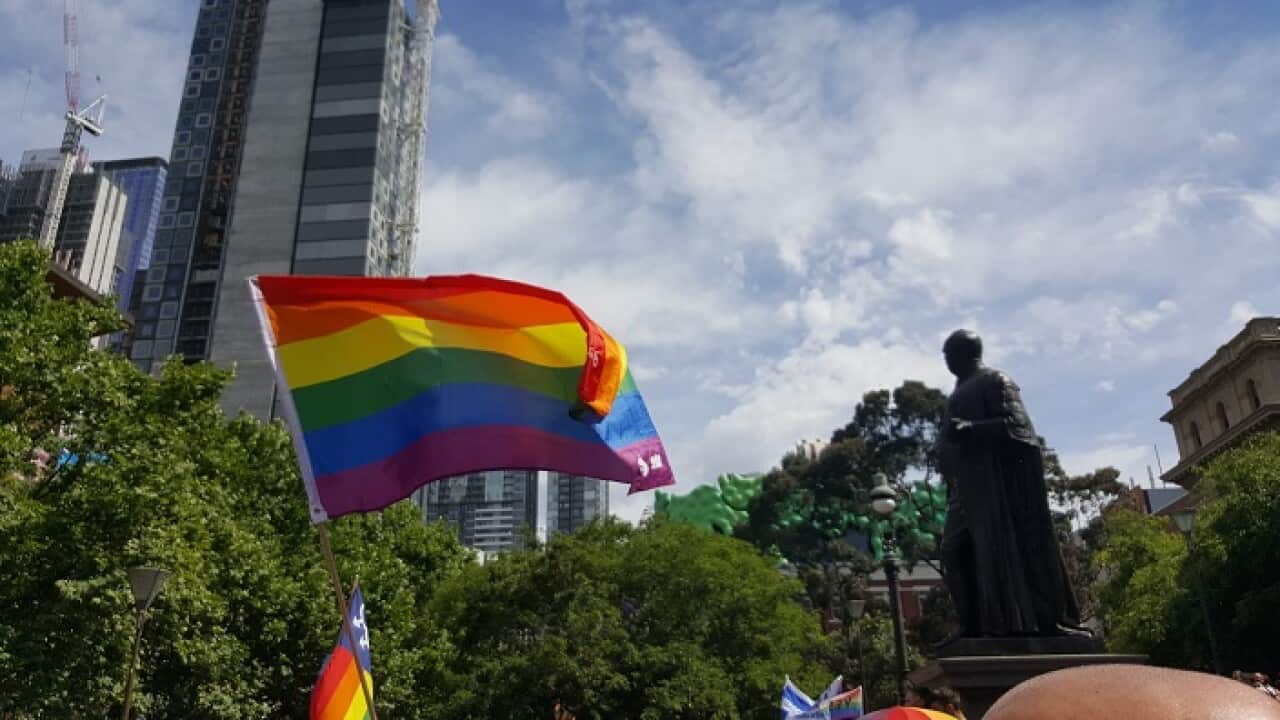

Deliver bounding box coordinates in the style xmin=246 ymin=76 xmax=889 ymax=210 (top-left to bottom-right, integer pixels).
xmin=919 ymin=532 xmax=936 ymax=545
xmin=913 ymin=488 xmax=931 ymax=507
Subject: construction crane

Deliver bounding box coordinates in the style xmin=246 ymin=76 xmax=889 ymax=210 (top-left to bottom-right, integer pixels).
xmin=37 ymin=0 xmax=106 ymax=249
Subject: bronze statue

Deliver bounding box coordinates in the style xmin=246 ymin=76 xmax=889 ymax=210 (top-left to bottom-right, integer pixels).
xmin=937 ymin=330 xmax=1087 ymax=641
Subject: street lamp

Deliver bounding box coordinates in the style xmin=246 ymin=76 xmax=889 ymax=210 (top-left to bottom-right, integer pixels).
xmin=121 ymin=567 xmax=170 ymax=720
xmin=870 ymin=475 xmax=909 ymax=704
xmin=845 ymin=598 xmax=868 ymax=694
xmin=1170 ymin=509 xmax=1223 ymax=676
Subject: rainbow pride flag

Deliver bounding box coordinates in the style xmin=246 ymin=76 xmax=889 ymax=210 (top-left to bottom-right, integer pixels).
xmin=310 ymin=586 xmax=373 ymax=720
xmin=250 ymin=274 xmax=675 ymax=522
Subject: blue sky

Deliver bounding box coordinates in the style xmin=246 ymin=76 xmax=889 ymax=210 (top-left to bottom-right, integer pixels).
xmin=3 ymin=1 xmax=1279 ymax=521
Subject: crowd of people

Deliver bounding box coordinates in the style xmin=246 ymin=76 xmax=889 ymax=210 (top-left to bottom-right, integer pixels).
xmin=1235 ymin=671 xmax=1280 ymax=701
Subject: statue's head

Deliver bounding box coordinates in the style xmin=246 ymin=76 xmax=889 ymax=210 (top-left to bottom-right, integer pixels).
xmin=943 ymin=329 xmax=983 ymax=378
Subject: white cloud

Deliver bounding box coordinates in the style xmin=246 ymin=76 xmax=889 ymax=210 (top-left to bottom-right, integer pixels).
xmin=1228 ymin=300 xmax=1261 ymax=326
xmin=0 ymin=0 xmax=195 ymax=166
xmin=430 ymin=34 xmax=560 ymax=141
xmin=1242 ymin=188 xmax=1280 ymax=230
xmin=1202 ymin=131 xmax=1240 ymax=153
xmin=695 ymin=339 xmax=953 ymax=483
xmin=418 ymin=2 xmax=1280 ymax=521
xmin=1058 ymin=441 xmax=1157 ymax=488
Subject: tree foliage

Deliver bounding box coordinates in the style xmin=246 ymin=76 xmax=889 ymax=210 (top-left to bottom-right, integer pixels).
xmin=1092 ymin=431 xmax=1280 ymax=672
xmin=426 ymin=519 xmax=834 ymax=719
xmin=0 ymin=240 xmax=844 ymax=719
xmin=0 ymin=241 xmax=473 ymax=718
xmin=736 ymin=381 xmax=948 ymax=569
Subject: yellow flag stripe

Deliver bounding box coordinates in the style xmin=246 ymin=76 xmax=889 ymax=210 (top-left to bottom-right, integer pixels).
xmin=277 ymin=315 xmax=588 ymax=389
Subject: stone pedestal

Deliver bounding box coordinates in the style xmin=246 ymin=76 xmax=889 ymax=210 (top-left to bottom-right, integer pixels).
xmin=908 ymin=638 xmax=1146 ymax=719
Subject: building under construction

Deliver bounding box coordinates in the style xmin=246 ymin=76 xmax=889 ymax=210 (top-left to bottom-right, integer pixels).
xmin=128 ymin=0 xmax=441 ymax=422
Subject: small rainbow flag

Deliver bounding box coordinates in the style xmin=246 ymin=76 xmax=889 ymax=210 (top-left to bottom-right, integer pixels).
xmin=250 ymin=274 xmax=675 ymax=522
xmin=310 ymin=586 xmax=373 ymax=720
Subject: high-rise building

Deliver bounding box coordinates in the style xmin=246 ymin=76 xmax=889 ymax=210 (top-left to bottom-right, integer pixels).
xmin=91 ymin=158 xmax=167 ymax=314
xmin=415 ymin=471 xmax=539 ymax=553
xmin=546 ymin=473 xmax=610 ymax=535
xmin=1 ymin=149 xmax=127 ymax=297
xmin=126 ymin=0 xmax=268 ymax=371
xmin=126 ymin=0 xmax=440 ymax=417
xmin=0 ymin=160 xmax=16 ymax=218
xmin=52 ymin=172 xmax=128 ymax=297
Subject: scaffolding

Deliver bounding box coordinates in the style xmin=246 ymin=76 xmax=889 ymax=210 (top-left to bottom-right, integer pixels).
xmin=385 ymin=0 xmax=440 ymax=277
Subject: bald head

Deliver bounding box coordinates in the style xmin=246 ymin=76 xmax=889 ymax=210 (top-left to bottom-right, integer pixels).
xmin=987 ymin=665 xmax=1280 ymax=720
xmin=943 ymin=329 xmax=983 ymax=379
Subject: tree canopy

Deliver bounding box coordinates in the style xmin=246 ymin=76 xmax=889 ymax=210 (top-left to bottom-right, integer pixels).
xmin=1093 ymin=431 xmax=1280 ymax=673
xmin=0 ymin=241 xmax=472 ymax=718
xmin=0 ymin=240 xmax=839 ymax=718
xmin=427 ymin=519 xmax=834 ymax=719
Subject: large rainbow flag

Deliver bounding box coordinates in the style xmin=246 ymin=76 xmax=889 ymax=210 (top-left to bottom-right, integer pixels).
xmin=250 ymin=274 xmax=675 ymax=522
xmin=310 ymin=585 xmax=373 ymax=720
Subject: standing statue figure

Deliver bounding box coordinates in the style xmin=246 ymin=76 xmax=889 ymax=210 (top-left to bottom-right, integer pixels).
xmin=937 ymin=330 xmax=1088 ymax=642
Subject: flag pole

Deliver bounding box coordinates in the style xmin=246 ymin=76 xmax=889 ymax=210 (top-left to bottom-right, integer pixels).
xmin=317 ymin=522 xmax=379 ymax=720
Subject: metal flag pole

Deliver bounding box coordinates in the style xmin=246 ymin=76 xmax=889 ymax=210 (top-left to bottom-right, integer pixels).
xmin=317 ymin=523 xmax=379 ymax=720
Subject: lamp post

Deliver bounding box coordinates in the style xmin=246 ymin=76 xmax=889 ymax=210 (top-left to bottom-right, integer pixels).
xmin=845 ymin=598 xmax=868 ymax=694
xmin=1171 ymin=510 xmax=1223 ymax=676
xmin=870 ymin=475 xmax=908 ymax=704
xmin=121 ymin=567 xmax=170 ymax=720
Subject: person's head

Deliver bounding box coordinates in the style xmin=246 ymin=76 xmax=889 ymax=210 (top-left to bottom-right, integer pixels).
xmin=987 ymin=665 xmax=1280 ymax=720
xmin=904 ymin=685 xmax=928 ymax=708
xmin=929 ymin=686 xmax=965 ymax=717
xmin=943 ymin=330 xmax=983 ymax=379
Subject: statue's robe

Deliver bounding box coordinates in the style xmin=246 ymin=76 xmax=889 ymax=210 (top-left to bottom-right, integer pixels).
xmin=939 ymin=367 xmax=1081 ymax=636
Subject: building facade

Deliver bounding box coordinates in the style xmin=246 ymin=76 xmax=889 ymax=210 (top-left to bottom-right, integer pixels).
xmin=123 ymin=0 xmax=438 ymax=417
xmin=415 ymin=471 xmax=539 ymax=553
xmin=1 ymin=149 xmax=128 ymax=297
xmin=211 ymin=0 xmax=437 ymax=418
xmin=92 ymin=158 xmax=167 ymax=313
xmin=125 ymin=0 xmax=267 ymax=370
xmin=1161 ymin=316 xmax=1280 ymax=486
xmin=546 ymin=473 xmax=610 ymax=535
xmin=52 ymin=172 xmax=128 ymax=297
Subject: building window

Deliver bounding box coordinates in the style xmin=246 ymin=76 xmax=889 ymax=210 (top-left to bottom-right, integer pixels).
xmin=210 ymin=37 xmax=226 ymax=51
xmin=1246 ymin=379 xmax=1262 ymax=411
xmin=175 ymin=131 xmax=192 ymax=145
xmin=1215 ymin=402 xmax=1230 ymax=433
xmin=1189 ymin=422 xmax=1202 ymax=450
xmin=184 ymin=83 xmax=200 ymax=98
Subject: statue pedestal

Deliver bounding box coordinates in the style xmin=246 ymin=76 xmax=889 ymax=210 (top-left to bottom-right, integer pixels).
xmin=908 ymin=638 xmax=1146 ymax=719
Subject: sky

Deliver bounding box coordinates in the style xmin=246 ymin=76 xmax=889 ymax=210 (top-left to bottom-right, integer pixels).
xmin=2 ymin=0 xmax=1279 ymax=523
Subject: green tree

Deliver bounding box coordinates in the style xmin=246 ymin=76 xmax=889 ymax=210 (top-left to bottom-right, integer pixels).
xmin=1092 ymin=507 xmax=1189 ymax=658
xmin=1041 ymin=447 xmax=1125 ymax=623
xmin=737 ymin=381 xmax=949 ymax=569
xmin=0 ymin=240 xmax=471 ymax=718
xmin=426 ymin=518 xmax=834 ymax=719
xmin=1188 ymin=431 xmax=1280 ymax=672
xmin=1092 ymin=432 xmax=1280 ymax=672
